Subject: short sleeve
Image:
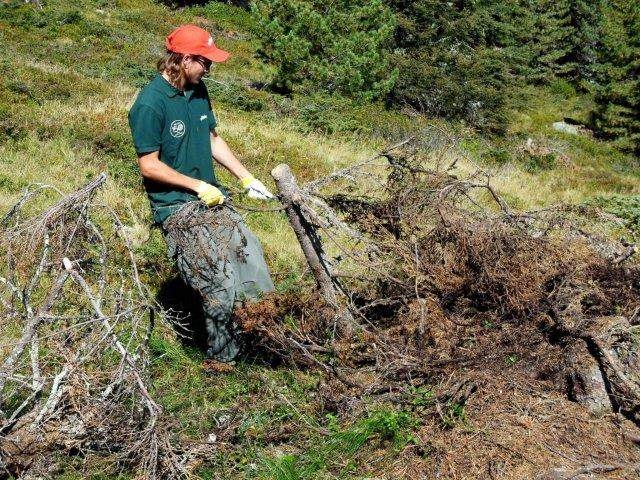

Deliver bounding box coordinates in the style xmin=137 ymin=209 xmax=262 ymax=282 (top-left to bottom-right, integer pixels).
xmin=128 ymin=103 xmax=163 ymax=154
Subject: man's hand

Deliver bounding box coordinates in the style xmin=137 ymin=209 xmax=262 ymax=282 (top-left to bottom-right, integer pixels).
xmin=241 ymin=175 xmax=274 ymax=200
xmin=196 ymin=181 xmax=225 ymax=206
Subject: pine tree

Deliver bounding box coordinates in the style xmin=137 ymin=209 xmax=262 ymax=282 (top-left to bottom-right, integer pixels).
xmin=592 ymin=0 xmax=640 ymax=155
xmin=565 ymin=0 xmax=600 ymax=84
xmin=529 ymin=0 xmax=574 ymax=83
xmin=387 ymin=0 xmax=518 ymax=133
xmin=252 ymin=0 xmax=397 ymax=101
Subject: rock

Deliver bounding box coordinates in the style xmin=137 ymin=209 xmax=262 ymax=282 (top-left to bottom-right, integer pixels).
xmin=552 ymin=121 xmax=580 ymax=135
xmin=566 ymin=341 xmax=612 ymax=415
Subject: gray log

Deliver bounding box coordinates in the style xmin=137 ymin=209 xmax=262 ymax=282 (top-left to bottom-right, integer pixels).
xmin=271 ymin=164 xmax=358 ymax=335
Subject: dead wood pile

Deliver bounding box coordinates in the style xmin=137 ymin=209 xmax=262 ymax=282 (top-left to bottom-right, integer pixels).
xmin=0 ymin=175 xmax=207 ymax=479
xmin=237 ymin=131 xmax=640 ymax=477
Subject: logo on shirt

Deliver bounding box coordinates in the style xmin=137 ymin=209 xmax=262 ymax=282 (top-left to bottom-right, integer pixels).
xmin=170 ymin=120 xmax=186 ymax=138
xmin=200 ymin=114 xmax=208 ymax=121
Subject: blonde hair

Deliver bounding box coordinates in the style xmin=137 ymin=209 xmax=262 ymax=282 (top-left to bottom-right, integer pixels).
xmin=157 ymin=50 xmax=187 ymax=90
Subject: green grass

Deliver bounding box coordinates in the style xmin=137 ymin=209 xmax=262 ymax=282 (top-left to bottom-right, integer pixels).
xmin=584 ymin=194 xmax=640 ymax=232
xmin=257 ymin=409 xmax=416 ymax=479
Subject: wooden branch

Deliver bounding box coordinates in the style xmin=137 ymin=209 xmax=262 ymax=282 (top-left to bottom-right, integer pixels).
xmin=271 ymin=164 xmax=359 ymax=335
xmin=537 ymin=463 xmax=640 ymax=480
xmin=0 ymin=271 xmax=69 ymax=392
xmin=63 ymin=258 xmax=161 ymax=417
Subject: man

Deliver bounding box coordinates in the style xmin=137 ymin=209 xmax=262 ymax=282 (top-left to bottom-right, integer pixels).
xmin=128 ymin=24 xmax=275 ymax=368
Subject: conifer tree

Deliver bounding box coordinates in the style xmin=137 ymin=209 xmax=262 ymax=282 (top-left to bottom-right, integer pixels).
xmin=252 ymin=0 xmax=397 ymax=101
xmin=592 ymin=0 xmax=640 ymax=155
xmin=565 ymin=0 xmax=600 ymax=84
xmin=387 ymin=0 xmax=518 ymax=133
xmin=529 ymin=0 xmax=574 ymax=83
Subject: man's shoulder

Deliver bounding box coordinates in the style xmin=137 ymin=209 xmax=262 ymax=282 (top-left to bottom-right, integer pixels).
xmin=133 ymin=75 xmax=170 ymax=109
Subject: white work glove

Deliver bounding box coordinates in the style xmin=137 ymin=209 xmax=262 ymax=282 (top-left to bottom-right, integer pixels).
xmin=241 ymin=175 xmax=274 ymax=200
xmin=195 ymin=181 xmax=225 ymax=206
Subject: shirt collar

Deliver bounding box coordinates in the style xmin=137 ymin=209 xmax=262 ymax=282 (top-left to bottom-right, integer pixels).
xmin=155 ymin=74 xmax=182 ymax=98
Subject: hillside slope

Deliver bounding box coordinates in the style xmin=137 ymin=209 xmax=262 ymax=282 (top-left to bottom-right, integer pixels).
xmin=0 ymin=1 xmax=639 ymax=479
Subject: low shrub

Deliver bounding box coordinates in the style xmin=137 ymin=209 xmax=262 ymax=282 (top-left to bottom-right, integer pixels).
xmin=585 ymin=194 xmax=640 ymax=231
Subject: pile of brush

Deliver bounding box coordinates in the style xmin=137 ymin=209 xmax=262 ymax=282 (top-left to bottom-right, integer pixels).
xmin=238 ymin=132 xmax=640 ymax=476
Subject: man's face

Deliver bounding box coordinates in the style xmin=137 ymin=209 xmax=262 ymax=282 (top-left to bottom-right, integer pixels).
xmin=183 ymin=55 xmax=212 ymax=85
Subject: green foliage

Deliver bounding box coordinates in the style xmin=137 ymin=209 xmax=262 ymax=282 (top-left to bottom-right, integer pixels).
xmin=440 ymin=401 xmax=466 ymax=429
xmin=506 ymin=354 xmax=518 ymax=366
xmin=260 ymin=409 xmax=415 ymax=478
xmin=585 ymin=195 xmax=640 ymax=231
xmin=529 ymin=0 xmax=574 ymax=83
xmin=591 ymin=1 xmax=640 ymax=155
xmin=387 ymin=0 xmax=522 ymax=133
xmin=409 ymin=386 xmax=435 ymax=408
xmin=549 ymin=79 xmax=578 ymax=98
xmin=252 ymin=0 xmax=397 ymax=101
xmin=523 ymin=152 xmax=557 ymax=173
xmin=0 ymin=2 xmax=110 ymax=45
xmin=295 ymin=94 xmax=364 ymax=134
xmin=566 ymin=0 xmax=600 ymax=84
xmin=0 ymin=84 xmax=28 ymax=143
xmin=205 ymin=80 xmax=268 ymax=112
xmin=482 ymin=147 xmax=512 ymax=166
xmin=0 ymin=173 xmax=28 ymax=193
xmin=526 ymin=0 xmax=600 ymax=86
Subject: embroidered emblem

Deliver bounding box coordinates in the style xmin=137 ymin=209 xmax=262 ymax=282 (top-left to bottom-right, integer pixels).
xmin=200 ymin=114 xmax=207 ymax=121
xmin=170 ymin=120 xmax=185 ymax=138
xmin=207 ymin=37 xmax=213 ymax=46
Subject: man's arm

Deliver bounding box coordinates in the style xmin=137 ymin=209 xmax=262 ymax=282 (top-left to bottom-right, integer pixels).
xmin=210 ymin=130 xmax=274 ymax=200
xmin=137 ymin=151 xmax=201 ymax=192
xmin=210 ymin=130 xmax=251 ymax=180
xmin=138 ymin=151 xmax=224 ymax=205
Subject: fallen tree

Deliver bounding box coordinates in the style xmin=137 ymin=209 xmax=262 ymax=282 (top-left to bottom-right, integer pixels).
xmin=2 ymin=130 xmax=639 ymax=478
xmin=235 ymin=129 xmax=640 ymax=476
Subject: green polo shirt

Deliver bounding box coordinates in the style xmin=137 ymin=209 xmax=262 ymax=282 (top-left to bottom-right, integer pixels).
xmin=128 ymin=74 xmax=224 ymax=223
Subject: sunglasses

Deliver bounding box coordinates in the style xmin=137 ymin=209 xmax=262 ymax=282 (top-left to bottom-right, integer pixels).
xmin=191 ymin=56 xmax=213 ymax=72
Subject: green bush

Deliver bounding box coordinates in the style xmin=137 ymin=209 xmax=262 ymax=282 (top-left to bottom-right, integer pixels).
xmin=0 ymin=82 xmax=30 ymax=143
xmin=549 ymin=79 xmax=577 ymax=98
xmin=295 ymin=94 xmax=363 ymax=134
xmin=585 ymin=195 xmax=640 ymax=231
xmin=252 ymin=0 xmax=397 ymax=101
xmin=386 ymin=0 xmax=515 ymax=134
xmin=523 ymin=152 xmax=557 ymax=172
xmin=206 ymin=81 xmax=268 ymax=112
xmin=482 ymin=147 xmax=512 ymax=166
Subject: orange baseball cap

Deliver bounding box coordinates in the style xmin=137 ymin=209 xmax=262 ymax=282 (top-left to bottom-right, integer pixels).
xmin=166 ymin=24 xmax=230 ymax=63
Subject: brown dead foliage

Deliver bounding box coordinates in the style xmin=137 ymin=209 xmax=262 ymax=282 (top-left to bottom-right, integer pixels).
xmin=237 ymin=135 xmax=640 ymax=478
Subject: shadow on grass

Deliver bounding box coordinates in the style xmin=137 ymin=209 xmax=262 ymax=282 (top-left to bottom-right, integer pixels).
xmin=156 ymin=276 xmax=208 ymax=353
xmin=155 ymin=276 xmax=280 ymax=365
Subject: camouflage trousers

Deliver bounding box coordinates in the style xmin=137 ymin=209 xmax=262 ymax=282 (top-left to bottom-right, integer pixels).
xmin=163 ymin=203 xmax=274 ymax=361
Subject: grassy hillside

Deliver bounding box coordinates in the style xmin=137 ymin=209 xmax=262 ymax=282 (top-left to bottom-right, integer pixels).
xmin=1 ymin=1 xmax=639 ymax=478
